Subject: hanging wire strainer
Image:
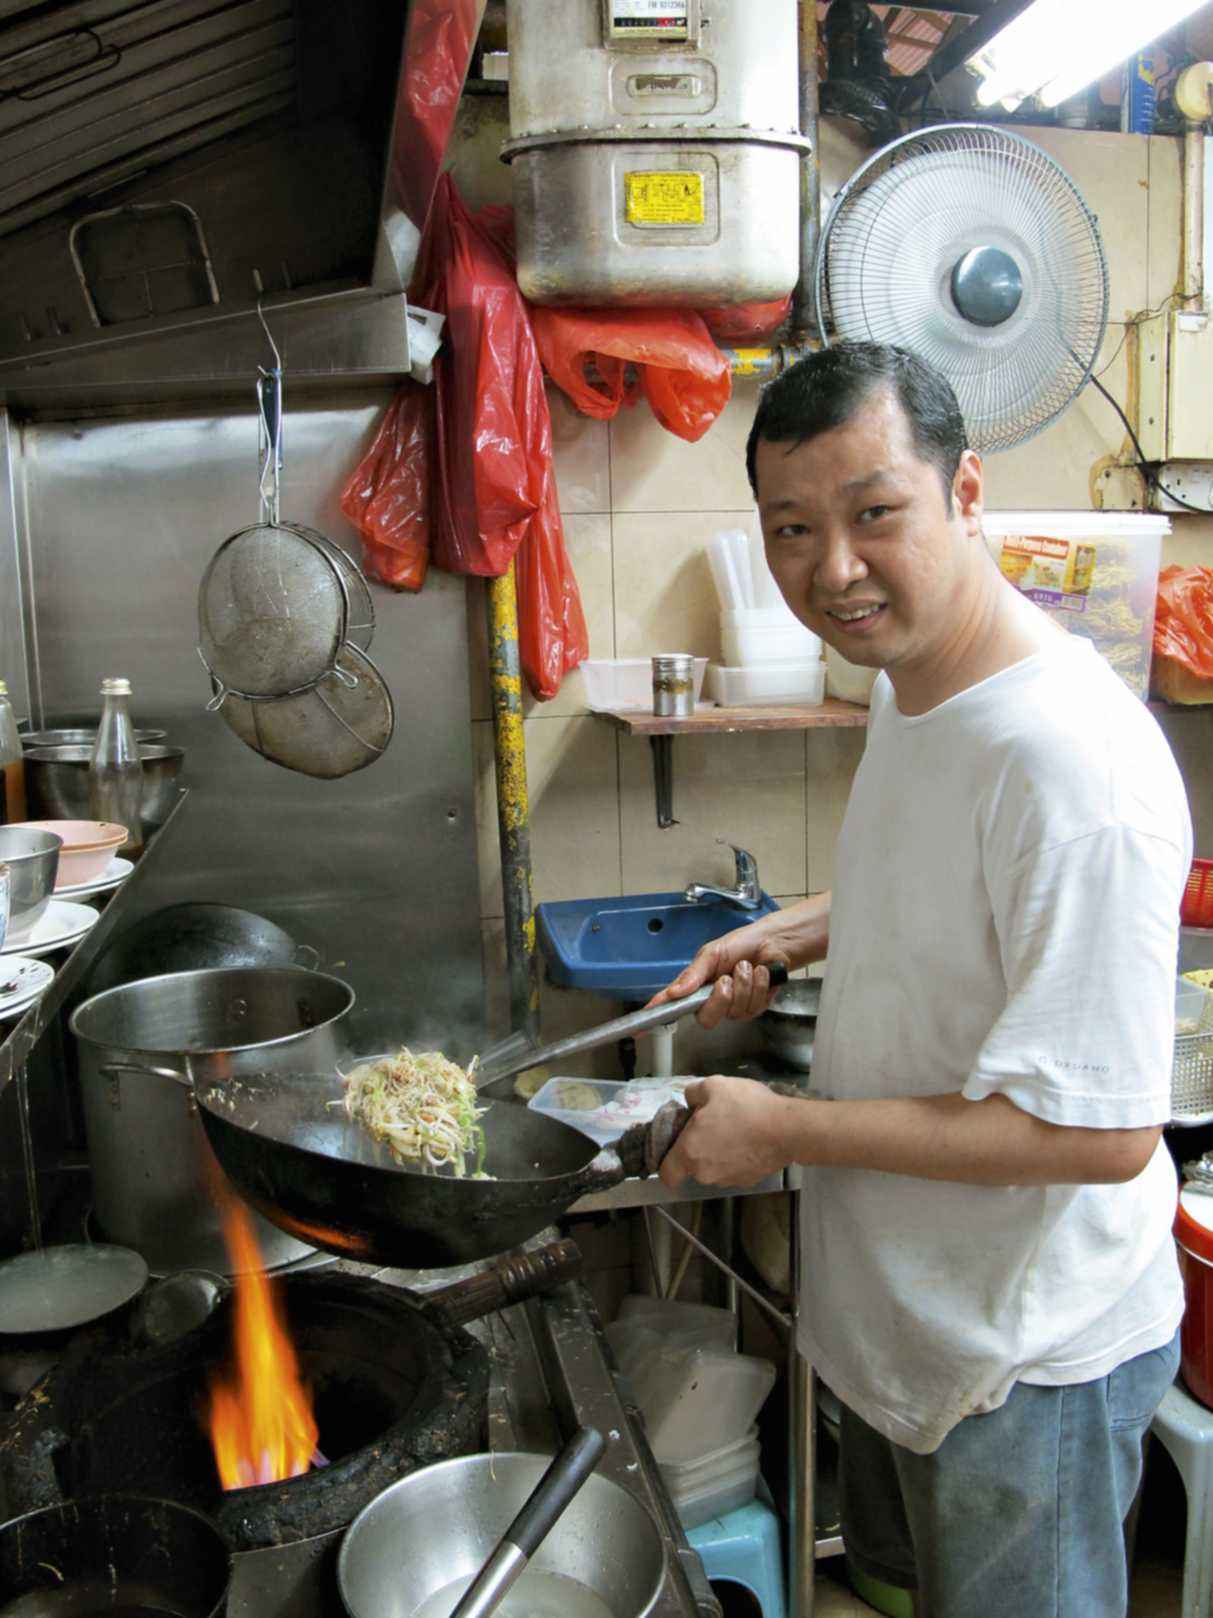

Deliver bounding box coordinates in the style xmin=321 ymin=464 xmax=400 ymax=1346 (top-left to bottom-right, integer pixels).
xmin=197 ymin=331 xmax=357 ymax=706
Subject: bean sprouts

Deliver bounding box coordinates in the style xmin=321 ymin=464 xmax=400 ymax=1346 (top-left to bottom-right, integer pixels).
xmin=343 ymin=1048 xmax=490 ymax=1177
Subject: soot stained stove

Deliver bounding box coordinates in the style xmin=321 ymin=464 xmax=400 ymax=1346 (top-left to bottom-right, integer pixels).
xmin=0 ymin=1246 xmax=714 ymax=1618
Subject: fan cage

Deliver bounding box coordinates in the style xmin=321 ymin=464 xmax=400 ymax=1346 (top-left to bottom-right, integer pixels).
xmin=814 ymin=124 xmax=1110 ymax=455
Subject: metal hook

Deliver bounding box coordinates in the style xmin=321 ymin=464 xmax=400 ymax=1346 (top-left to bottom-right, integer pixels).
xmin=255 ymin=296 xmax=282 ymax=370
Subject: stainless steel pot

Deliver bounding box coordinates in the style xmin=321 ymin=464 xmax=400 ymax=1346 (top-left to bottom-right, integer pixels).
xmin=24 ymin=743 xmax=185 ymax=828
xmin=758 ymin=977 xmax=820 ymax=1071
xmin=337 ymin=1452 xmax=666 ymax=1618
xmin=21 ymin=726 xmax=166 ymax=749
xmin=69 ymin=967 xmax=354 ymax=1275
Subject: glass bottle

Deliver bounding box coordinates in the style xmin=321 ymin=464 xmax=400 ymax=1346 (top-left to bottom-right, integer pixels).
xmin=0 ymin=679 xmax=26 ymax=825
xmin=89 ymin=677 xmax=143 ymax=856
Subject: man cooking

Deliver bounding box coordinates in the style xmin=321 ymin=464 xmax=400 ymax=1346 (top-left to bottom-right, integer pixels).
xmin=651 ymin=343 xmax=1189 ymax=1618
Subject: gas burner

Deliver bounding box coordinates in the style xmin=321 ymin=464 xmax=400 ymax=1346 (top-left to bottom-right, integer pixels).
xmin=1 ymin=1271 xmax=485 ymax=1550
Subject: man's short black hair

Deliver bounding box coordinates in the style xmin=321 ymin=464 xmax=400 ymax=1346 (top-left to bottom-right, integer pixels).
xmin=745 ymin=342 xmax=969 ymax=504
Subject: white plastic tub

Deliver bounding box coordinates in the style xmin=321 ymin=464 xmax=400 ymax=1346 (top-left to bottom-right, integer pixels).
xmin=660 ymin=1426 xmax=761 ymax=1529
xmin=633 ymin=1344 xmax=776 ymax=1464
xmin=580 ymin=658 xmax=709 ymax=712
xmin=721 ymin=607 xmax=821 ymax=667
xmin=982 ymin=512 xmax=1169 ymax=699
xmin=707 ymin=661 xmax=825 ymax=707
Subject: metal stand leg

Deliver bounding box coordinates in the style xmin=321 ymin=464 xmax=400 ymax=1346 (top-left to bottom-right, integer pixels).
xmin=650 ymin=735 xmax=678 ymax=828
xmin=789 ymin=1187 xmax=815 ymax=1618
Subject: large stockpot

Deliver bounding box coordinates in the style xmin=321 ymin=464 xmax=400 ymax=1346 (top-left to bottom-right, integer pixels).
xmin=69 ymin=967 xmax=354 ymax=1275
xmin=25 ymin=743 xmax=185 ymax=829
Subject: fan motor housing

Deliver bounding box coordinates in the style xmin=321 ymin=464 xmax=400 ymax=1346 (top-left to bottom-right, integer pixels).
xmin=502 ymin=0 xmax=806 ymax=306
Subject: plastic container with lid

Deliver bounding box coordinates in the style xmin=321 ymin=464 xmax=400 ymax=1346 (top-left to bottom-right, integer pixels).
xmin=706 ymin=660 xmax=825 ymax=708
xmin=982 ymin=512 xmax=1169 ymax=699
xmin=721 ymin=608 xmax=821 ymax=668
xmin=632 ymin=1343 xmax=776 ymax=1465
xmin=659 ymin=1426 xmax=761 ymax=1529
xmin=581 ymin=658 xmax=708 ymax=712
xmin=528 ymin=1076 xmax=690 ymax=1146
xmin=1176 ymin=1187 xmax=1213 ymax=1408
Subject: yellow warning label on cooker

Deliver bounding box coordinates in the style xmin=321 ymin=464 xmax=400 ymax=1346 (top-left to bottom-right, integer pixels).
xmin=625 ymin=171 xmax=705 ymax=226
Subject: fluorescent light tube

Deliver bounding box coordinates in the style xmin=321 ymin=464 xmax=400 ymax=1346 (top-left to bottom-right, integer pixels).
xmin=968 ymin=0 xmax=1207 ymax=112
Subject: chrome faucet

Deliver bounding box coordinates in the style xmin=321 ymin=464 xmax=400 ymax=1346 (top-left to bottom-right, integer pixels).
xmin=684 ymin=843 xmax=763 ymax=910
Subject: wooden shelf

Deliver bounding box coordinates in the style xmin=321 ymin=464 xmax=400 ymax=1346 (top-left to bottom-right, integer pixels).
xmin=593 ymin=699 xmax=870 ymax=737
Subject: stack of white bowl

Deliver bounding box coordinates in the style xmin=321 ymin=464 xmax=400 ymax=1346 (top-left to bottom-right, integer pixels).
xmin=704 ymin=529 xmax=825 ymax=707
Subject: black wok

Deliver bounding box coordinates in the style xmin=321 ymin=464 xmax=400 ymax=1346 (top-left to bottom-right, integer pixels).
xmin=194 ymin=1069 xmax=687 ymax=1269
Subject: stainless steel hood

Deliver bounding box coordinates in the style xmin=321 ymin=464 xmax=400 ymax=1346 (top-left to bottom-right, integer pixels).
xmin=0 ymin=0 xmax=418 ymax=409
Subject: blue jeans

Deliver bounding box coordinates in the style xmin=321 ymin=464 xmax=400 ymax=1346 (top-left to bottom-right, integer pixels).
xmin=838 ymin=1333 xmax=1181 ymax=1618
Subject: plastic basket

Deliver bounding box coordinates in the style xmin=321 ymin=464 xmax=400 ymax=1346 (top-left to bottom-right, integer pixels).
xmin=1183 ymin=860 xmax=1213 ymax=929
xmin=1173 ymin=976 xmax=1213 ymax=1123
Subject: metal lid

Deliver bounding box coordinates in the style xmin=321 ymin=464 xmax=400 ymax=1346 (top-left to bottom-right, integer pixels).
xmin=100 ymin=676 xmax=132 ymax=695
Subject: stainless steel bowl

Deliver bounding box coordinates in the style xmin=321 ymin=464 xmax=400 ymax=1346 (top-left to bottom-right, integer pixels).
xmin=21 ymin=726 xmax=166 ymax=749
xmin=0 ymin=827 xmax=61 ymax=943
xmin=24 ymin=744 xmax=185 ymax=829
xmin=759 ymin=977 xmax=821 ymax=1072
xmin=337 ymin=1452 xmax=666 ymax=1618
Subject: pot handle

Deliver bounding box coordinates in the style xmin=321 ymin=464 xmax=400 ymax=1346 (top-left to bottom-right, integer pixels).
xmin=292 ymin=944 xmax=321 ymax=970
xmin=99 ymin=1060 xmax=193 ymax=1090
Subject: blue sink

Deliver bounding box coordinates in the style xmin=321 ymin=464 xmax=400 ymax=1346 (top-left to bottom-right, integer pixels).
xmin=536 ymin=890 xmax=781 ymax=1000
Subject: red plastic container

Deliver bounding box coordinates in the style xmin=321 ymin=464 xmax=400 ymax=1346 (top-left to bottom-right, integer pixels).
xmin=1182 ymin=859 xmax=1213 ymax=928
xmin=1176 ymin=1189 xmax=1213 ymax=1408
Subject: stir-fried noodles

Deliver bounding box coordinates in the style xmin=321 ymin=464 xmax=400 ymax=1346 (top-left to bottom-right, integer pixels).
xmin=343 ymin=1048 xmax=490 ymax=1177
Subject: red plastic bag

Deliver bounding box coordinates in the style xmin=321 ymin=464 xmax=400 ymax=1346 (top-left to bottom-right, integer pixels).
xmin=528 ymin=305 xmax=732 ymax=443
xmin=1153 ymin=566 xmax=1213 ymax=703
xmin=389 ymin=0 xmax=482 ymax=236
xmin=701 ymin=297 xmax=793 ymax=343
xmin=340 ymin=389 xmax=433 ymax=592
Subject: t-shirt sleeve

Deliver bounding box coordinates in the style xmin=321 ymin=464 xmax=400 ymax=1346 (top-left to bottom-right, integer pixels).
xmin=962 ymin=823 xmax=1186 ymax=1128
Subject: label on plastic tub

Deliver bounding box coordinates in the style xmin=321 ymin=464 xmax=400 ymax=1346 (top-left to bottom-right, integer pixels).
xmin=625 ymin=171 xmax=704 ymax=226
xmin=996 ymin=534 xmax=1096 ymax=614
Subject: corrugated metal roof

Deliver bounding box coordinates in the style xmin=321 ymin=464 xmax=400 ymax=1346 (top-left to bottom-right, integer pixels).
xmin=0 ymin=0 xmax=298 ymax=240
xmin=817 ymin=3 xmax=959 ymax=78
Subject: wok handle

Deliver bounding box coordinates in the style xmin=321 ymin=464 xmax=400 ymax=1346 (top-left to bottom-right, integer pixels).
xmin=425 ymin=1239 xmax=584 ymax=1330
xmin=561 ymin=1100 xmax=695 ymax=1200
xmin=449 ymin=1427 xmax=606 ymax=1618
xmin=99 ymin=1060 xmax=192 ymax=1090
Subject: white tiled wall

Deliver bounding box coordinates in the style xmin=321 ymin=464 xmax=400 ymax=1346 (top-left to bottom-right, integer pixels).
xmin=461 ymin=114 xmax=1213 ymax=1058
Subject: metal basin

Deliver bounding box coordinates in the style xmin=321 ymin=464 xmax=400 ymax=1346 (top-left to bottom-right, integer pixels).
xmin=338 ymin=1452 xmax=666 ymax=1618
xmin=25 ymin=743 xmax=185 ymax=829
xmin=759 ymin=977 xmax=821 ymax=1071
xmin=536 ymin=889 xmax=780 ymax=1000
xmin=21 ymin=726 xmax=166 ymax=749
xmin=0 ymin=826 xmax=61 ymax=943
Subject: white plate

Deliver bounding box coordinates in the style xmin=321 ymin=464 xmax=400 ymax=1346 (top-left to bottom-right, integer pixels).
xmin=0 ymin=956 xmax=56 ymax=1017
xmin=0 ymin=900 xmax=99 ymax=958
xmin=55 ymin=856 xmax=134 ymax=898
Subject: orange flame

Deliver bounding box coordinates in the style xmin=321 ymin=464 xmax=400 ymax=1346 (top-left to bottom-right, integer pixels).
xmin=206 ymin=1200 xmax=319 ymax=1491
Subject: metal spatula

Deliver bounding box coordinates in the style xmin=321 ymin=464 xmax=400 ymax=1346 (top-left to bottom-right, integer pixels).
xmin=475 ymin=962 xmax=789 ymax=1094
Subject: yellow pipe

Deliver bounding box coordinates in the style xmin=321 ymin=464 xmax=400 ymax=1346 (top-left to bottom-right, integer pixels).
xmin=487 ymin=564 xmax=540 ymax=1040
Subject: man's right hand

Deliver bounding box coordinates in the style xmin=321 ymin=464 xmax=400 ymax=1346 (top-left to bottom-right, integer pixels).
xmin=646 ymin=920 xmax=795 ymax=1030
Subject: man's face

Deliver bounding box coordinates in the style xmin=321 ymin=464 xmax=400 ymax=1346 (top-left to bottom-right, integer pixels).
xmin=754 ymin=387 xmax=984 ymax=673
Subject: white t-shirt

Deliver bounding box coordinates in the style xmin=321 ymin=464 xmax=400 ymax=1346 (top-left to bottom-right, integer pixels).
xmin=799 ymin=636 xmax=1191 ymax=1456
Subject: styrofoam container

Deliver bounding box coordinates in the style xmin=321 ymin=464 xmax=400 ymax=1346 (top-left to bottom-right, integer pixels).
xmin=528 ymin=1076 xmax=690 ymax=1146
xmin=580 ymin=658 xmax=708 ymax=712
xmin=633 ymin=1345 xmax=777 ymax=1464
xmin=1181 ymin=928 xmax=1213 ymax=974
xmin=982 ymin=511 xmax=1169 ymax=700
xmin=707 ymin=661 xmax=825 ymax=708
xmin=721 ymin=608 xmax=821 ymax=667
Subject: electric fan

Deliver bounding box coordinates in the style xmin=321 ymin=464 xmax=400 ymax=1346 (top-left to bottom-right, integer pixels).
xmin=814 ymin=124 xmax=1109 ymax=453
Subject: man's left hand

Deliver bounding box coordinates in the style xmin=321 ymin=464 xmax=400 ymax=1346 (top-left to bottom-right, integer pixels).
xmin=659 ymin=1077 xmax=793 ymax=1191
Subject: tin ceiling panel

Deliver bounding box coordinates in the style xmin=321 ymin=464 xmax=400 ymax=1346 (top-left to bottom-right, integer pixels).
xmin=0 ymin=0 xmax=298 ymax=239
